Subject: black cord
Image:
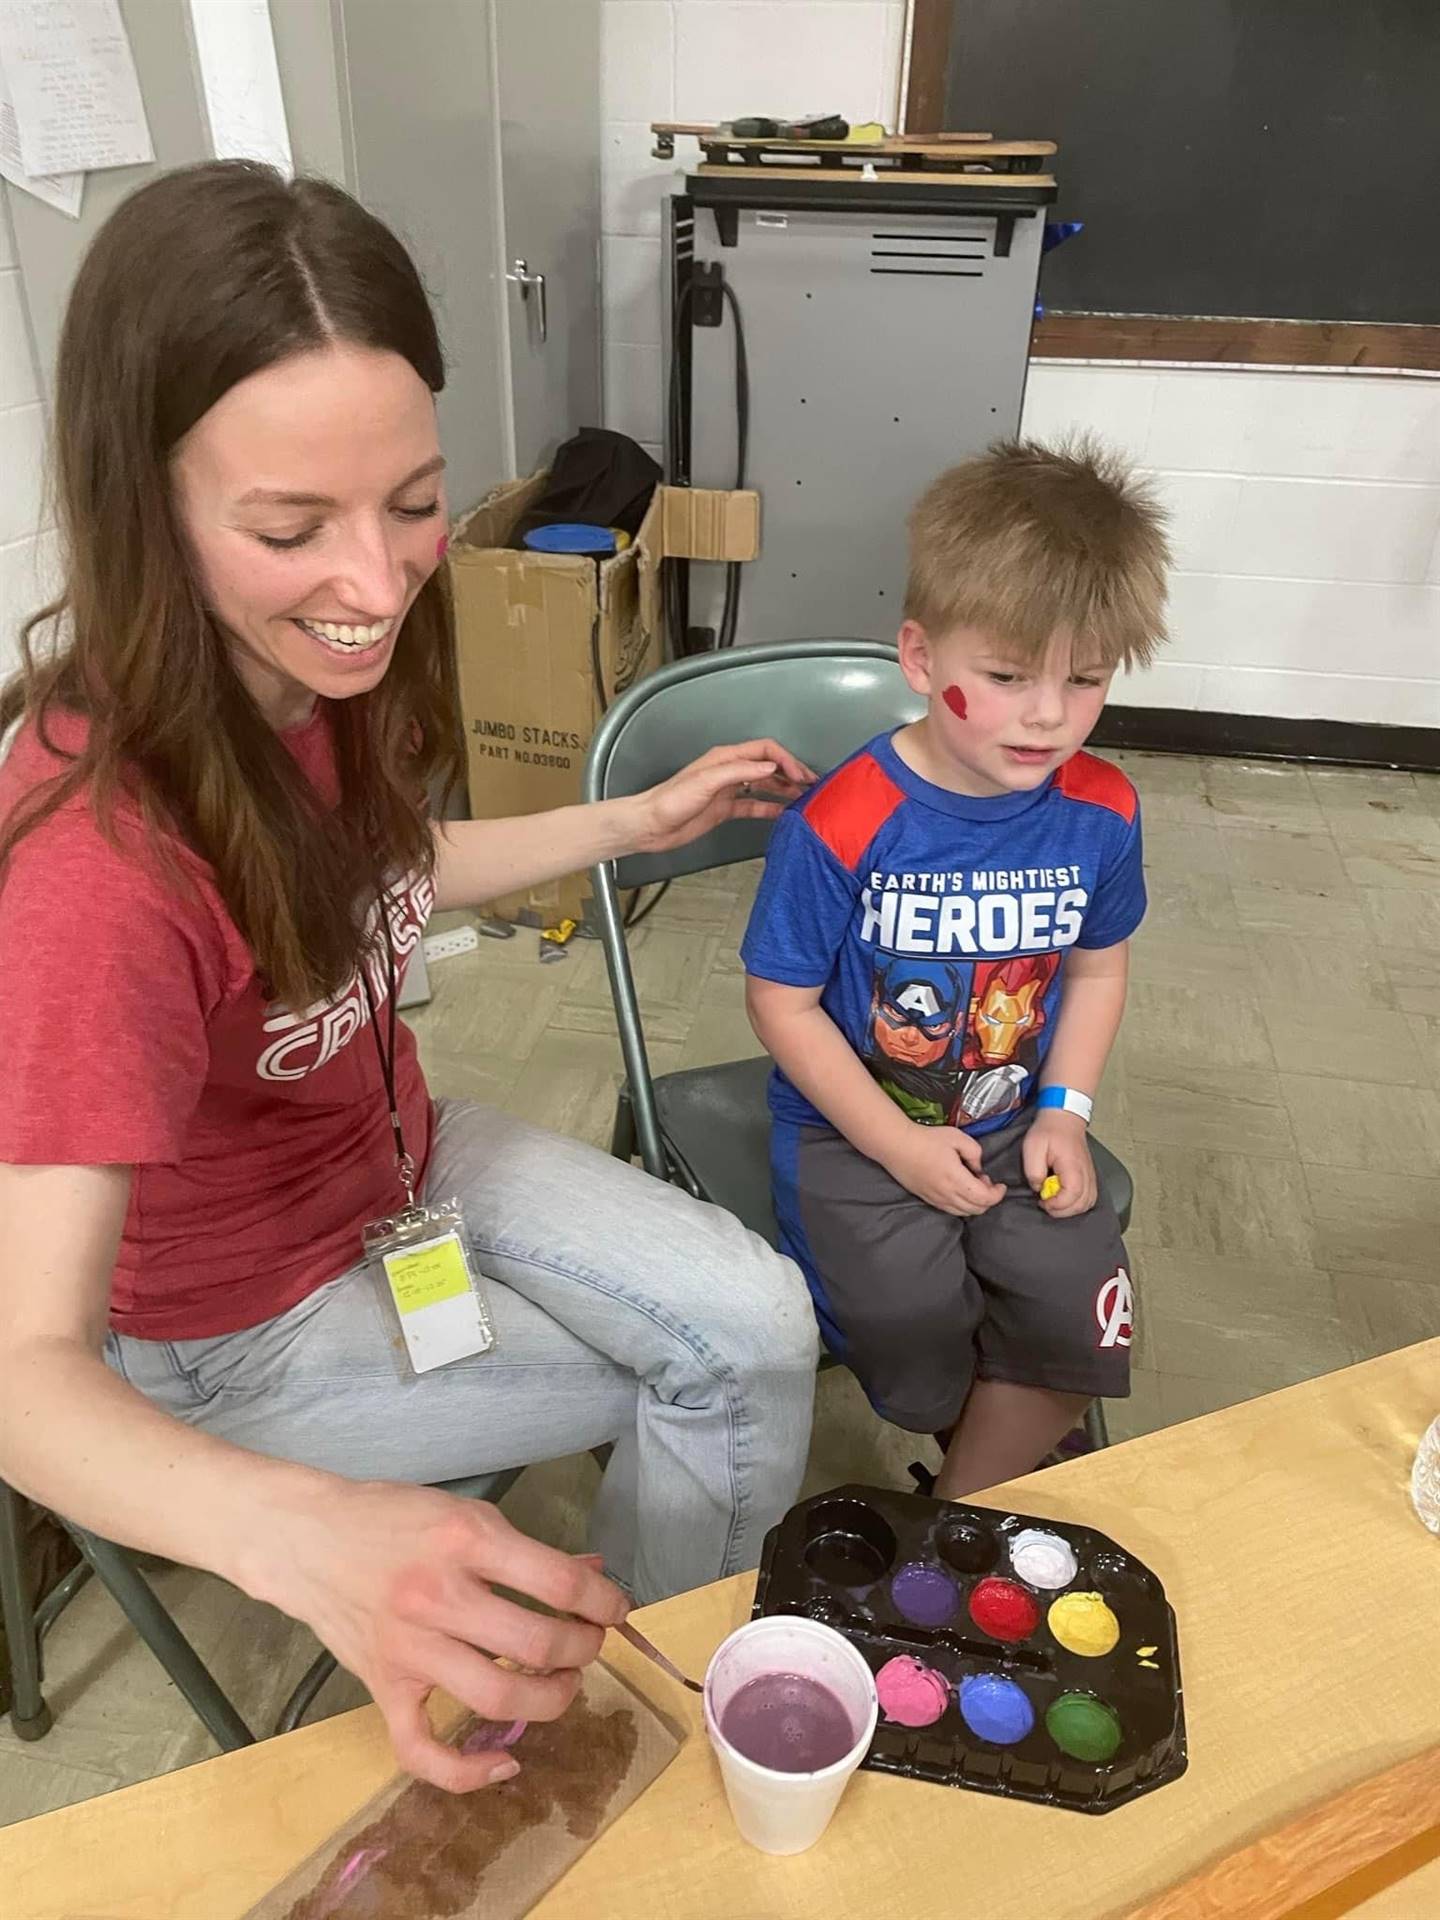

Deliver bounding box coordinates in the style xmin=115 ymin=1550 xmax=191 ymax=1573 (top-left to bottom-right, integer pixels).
xmin=717 ymin=278 xmax=749 ymax=649
xmin=664 ymin=273 xmax=749 ymax=655
xmin=589 ymin=601 xmax=606 ymax=714
xmin=631 ymin=278 xmax=750 ymax=929
xmin=624 ymin=881 xmax=669 ymax=929
xmin=722 ymin=279 xmax=749 ymax=490
xmin=664 ymin=280 xmax=694 ymax=658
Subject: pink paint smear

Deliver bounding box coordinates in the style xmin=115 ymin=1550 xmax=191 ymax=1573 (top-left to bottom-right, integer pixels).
xmin=308 ymin=1720 xmax=525 ymax=1914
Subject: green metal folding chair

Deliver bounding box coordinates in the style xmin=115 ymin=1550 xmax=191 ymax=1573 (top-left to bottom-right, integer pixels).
xmin=582 ymin=639 xmax=1131 ymax=1450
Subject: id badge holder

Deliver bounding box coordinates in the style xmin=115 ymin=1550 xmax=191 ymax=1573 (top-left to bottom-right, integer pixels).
xmin=363 ymin=1197 xmax=496 ymax=1375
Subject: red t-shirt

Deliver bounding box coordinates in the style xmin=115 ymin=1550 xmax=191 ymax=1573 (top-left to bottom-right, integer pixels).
xmin=0 ymin=703 xmax=434 ymax=1339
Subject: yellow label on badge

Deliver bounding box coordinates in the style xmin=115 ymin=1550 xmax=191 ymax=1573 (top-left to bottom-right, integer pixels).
xmin=383 ymin=1235 xmax=472 ymax=1315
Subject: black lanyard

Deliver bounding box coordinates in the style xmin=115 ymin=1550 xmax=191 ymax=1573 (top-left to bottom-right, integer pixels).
xmin=359 ymin=898 xmax=416 ymax=1205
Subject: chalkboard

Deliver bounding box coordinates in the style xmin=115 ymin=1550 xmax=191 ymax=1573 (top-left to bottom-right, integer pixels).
xmin=945 ymin=0 xmax=1440 ymax=324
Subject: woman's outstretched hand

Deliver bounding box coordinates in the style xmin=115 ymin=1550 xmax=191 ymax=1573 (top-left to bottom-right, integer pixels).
xmin=633 ymin=739 xmax=816 ymax=854
xmin=257 ymin=1477 xmax=630 ymax=1792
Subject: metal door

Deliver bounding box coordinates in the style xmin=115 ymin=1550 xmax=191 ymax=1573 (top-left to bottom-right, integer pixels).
xmin=493 ymin=0 xmax=602 ymax=476
xmin=334 ymin=0 xmax=512 ymax=513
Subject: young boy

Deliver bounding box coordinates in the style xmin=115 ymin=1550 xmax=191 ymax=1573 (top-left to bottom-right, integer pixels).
xmin=741 ymin=439 xmax=1169 ymax=1498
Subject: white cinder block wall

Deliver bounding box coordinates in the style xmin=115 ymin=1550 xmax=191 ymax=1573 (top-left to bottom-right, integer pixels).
xmin=1027 ymin=363 xmax=1440 ymax=727
xmin=0 ymin=192 xmax=57 ymax=686
xmin=599 ymin=0 xmax=1440 ymax=730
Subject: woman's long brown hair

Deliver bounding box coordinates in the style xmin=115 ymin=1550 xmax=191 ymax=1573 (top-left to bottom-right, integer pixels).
xmin=0 ymin=160 xmax=462 ymax=1011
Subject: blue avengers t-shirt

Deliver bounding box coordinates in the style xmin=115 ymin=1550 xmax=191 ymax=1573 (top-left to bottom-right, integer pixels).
xmin=740 ymin=730 xmax=1145 ymax=1136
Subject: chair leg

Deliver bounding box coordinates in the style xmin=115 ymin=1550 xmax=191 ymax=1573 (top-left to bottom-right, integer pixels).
xmin=68 ymin=1529 xmax=255 ymax=1752
xmin=1084 ymin=1398 xmax=1111 ymax=1451
xmin=610 ymin=1086 xmax=637 ymax=1163
xmin=0 ymin=1480 xmax=53 ymax=1740
xmin=274 ymin=1650 xmax=339 ymax=1736
xmin=35 ymin=1559 xmax=95 ymax=1641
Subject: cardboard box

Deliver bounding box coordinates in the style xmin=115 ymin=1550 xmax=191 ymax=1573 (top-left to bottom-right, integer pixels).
xmin=449 ymin=474 xmax=759 ymax=926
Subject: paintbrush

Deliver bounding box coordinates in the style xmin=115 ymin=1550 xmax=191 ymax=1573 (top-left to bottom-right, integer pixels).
xmin=617 ymin=1619 xmax=704 ymax=1694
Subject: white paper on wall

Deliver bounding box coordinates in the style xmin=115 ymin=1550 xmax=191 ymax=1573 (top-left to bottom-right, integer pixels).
xmin=0 ymin=0 xmax=153 ymax=178
xmin=0 ymin=47 xmax=82 ymax=214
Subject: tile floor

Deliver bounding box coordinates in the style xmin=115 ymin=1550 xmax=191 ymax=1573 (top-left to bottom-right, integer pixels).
xmin=3 ymin=751 xmax=1438 ymax=1828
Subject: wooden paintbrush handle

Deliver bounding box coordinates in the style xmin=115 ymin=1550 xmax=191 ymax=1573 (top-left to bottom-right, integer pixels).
xmin=1124 ymin=1744 xmax=1440 ymax=1919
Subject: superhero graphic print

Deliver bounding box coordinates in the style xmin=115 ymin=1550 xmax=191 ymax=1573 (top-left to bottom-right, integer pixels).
xmin=740 ymin=733 xmax=1147 ymax=1141
xmin=865 ymin=949 xmax=1061 ymax=1127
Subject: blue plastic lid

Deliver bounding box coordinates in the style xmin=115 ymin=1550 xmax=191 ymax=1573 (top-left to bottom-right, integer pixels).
xmin=522 ymin=522 xmax=618 ymax=556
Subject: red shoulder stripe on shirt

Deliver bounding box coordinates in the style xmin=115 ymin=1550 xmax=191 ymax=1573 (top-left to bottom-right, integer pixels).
xmin=801 ymin=753 xmax=906 ymax=872
xmin=1054 ymin=751 xmax=1137 ymax=826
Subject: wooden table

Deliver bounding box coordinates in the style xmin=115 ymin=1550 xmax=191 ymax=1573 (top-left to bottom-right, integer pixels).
xmin=6 ymin=1342 xmax=1440 ymax=1919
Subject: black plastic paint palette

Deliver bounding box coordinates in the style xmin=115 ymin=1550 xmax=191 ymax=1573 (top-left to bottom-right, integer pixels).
xmin=752 ymin=1484 xmax=1186 ymax=1814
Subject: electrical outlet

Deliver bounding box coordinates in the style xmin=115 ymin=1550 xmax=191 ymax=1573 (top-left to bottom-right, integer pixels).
xmin=423 ymin=926 xmax=480 ymax=964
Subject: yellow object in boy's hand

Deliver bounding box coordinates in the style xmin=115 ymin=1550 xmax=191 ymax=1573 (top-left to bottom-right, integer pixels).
xmin=1039 ymin=1175 xmax=1062 ymax=1202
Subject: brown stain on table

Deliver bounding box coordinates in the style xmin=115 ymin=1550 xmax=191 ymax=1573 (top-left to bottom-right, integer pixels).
xmin=282 ymin=1696 xmax=640 ymax=1919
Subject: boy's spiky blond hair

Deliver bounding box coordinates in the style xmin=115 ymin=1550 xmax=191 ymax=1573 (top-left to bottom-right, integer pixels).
xmin=904 ymin=437 xmax=1170 ymax=670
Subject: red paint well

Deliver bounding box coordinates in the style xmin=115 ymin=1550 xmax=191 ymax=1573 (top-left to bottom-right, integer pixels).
xmin=968 ymin=1577 xmax=1041 ymax=1644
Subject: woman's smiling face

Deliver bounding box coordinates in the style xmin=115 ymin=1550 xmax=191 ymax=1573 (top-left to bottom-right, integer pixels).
xmin=171 ymin=342 xmax=447 ymax=729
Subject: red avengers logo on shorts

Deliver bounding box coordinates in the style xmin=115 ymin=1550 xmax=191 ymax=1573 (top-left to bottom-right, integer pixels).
xmin=1095 ymin=1268 xmax=1133 ymax=1349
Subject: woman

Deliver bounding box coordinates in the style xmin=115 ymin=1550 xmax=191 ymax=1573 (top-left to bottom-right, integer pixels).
xmin=0 ymin=163 xmax=818 ymax=1792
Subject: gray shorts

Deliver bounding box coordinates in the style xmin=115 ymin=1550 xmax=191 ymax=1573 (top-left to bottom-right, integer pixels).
xmin=772 ymin=1111 xmax=1133 ymax=1432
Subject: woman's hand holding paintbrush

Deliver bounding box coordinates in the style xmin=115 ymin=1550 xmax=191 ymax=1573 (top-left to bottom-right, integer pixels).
xmin=615 ymin=1619 xmax=704 ymax=1693
xmin=571 ymin=1552 xmax=703 ymax=1693
xmin=459 ymin=1552 xmax=699 ymax=1778
xmin=270 ymin=1498 xmax=629 ymax=1794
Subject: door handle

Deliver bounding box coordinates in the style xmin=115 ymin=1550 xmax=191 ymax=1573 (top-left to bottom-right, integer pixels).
xmin=506 ymin=257 xmax=547 ymax=344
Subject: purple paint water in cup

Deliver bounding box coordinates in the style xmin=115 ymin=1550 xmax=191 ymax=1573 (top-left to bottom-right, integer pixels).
xmin=718 ymin=1671 xmax=856 ymax=1773
xmin=703 ymin=1616 xmax=880 ymax=1855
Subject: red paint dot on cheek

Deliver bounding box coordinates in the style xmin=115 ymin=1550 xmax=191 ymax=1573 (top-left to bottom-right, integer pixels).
xmin=435 ymin=534 xmax=450 ymax=562
xmin=942 ymin=684 xmax=968 ymax=720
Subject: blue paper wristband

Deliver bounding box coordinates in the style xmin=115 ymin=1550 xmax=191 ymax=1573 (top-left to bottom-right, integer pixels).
xmin=1036 ymin=1085 xmax=1094 ymax=1124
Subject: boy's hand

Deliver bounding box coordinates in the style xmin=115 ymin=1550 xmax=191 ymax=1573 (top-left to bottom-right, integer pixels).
xmin=882 ymin=1125 xmax=1005 ymax=1217
xmin=1023 ymin=1113 xmax=1097 ymax=1219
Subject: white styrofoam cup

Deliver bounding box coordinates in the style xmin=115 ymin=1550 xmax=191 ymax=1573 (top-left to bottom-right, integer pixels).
xmin=702 ymin=1616 xmax=879 ymax=1855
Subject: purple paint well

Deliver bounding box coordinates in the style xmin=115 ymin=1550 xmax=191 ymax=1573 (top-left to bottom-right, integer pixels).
xmin=890 ymin=1560 xmax=961 ymax=1627
xmin=718 ymin=1671 xmax=857 ymax=1773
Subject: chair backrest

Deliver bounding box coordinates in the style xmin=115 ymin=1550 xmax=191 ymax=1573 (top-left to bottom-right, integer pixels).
xmin=583 ymin=640 xmax=925 ymax=890
xmin=582 ymin=640 xmax=925 ymax=1179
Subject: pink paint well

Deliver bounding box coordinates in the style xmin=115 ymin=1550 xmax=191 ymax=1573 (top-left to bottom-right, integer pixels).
xmin=942 ymin=684 xmax=968 ymax=720
xmin=875 ymin=1654 xmax=950 ymax=1729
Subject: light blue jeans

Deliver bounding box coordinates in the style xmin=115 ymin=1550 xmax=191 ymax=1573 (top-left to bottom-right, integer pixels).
xmin=104 ymin=1099 xmax=819 ymax=1603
